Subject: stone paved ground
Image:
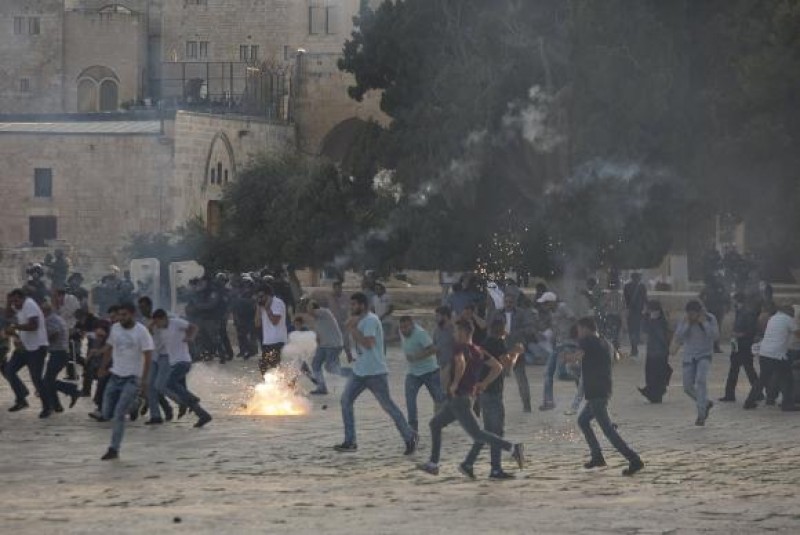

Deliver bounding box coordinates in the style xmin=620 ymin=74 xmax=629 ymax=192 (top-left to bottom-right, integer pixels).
xmin=1 ymin=350 xmax=798 ymax=534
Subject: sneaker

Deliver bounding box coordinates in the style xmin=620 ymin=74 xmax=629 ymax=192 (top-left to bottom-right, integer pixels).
xmin=584 ymin=457 xmax=607 ymax=469
xmin=39 ymin=409 xmax=53 ymax=419
xmin=489 ymin=470 xmax=516 ymax=480
xmin=309 ymin=389 xmax=329 ymax=396
xmin=458 ymin=463 xmax=476 ymax=480
xmin=623 ymin=459 xmax=644 ymax=476
xmin=334 ymin=442 xmax=358 ymax=453
xmin=194 ymin=414 xmax=212 ymax=428
xmin=718 ymin=396 xmax=736 ymax=402
xmin=417 ymin=462 xmax=439 ymax=476
xmin=101 ymin=448 xmax=118 ymax=461
xmin=177 ymin=405 xmax=188 ymax=419
xmin=743 ymin=401 xmax=757 ymax=410
xmin=144 ymin=418 xmax=164 ymax=425
xmin=8 ymin=400 xmax=29 ymax=412
xmin=88 ymin=411 xmax=107 ymax=422
xmin=404 ymin=432 xmax=419 ymax=456
xmin=538 ymin=403 xmax=555 ymax=412
xmin=53 ymin=405 xmax=64 ymax=413
xmin=695 ymin=417 xmax=706 ymax=426
xmin=511 ymin=443 xmax=526 ymax=469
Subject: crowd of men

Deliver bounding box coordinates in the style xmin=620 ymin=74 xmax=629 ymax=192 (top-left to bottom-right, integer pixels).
xmin=3 ymin=258 xmax=799 ymax=476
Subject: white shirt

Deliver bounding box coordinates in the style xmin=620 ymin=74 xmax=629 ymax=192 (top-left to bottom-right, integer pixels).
xmin=109 ymin=322 xmax=155 ymax=378
xmin=154 ymin=317 xmax=193 ymax=365
xmin=373 ymin=293 xmax=392 ymax=318
xmin=16 ymin=298 xmax=48 ymax=351
xmin=58 ymin=294 xmax=81 ymax=329
xmin=759 ymin=312 xmax=795 ymax=361
xmin=261 ymin=296 xmax=288 ymax=345
xmin=505 ymin=311 xmax=512 ymax=335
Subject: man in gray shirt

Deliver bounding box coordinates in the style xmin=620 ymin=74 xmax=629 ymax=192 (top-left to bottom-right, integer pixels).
xmin=302 ymin=300 xmax=346 ymax=395
xmin=42 ymin=302 xmax=80 ymax=414
xmin=671 ymin=300 xmax=719 ymax=426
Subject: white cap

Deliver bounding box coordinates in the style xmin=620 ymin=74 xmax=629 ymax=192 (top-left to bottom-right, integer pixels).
xmin=537 ymin=291 xmax=558 ymax=304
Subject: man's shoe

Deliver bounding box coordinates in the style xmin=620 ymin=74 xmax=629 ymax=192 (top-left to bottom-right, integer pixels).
xmin=637 ymin=387 xmax=650 ymax=400
xmin=705 ymin=401 xmax=714 ymax=420
xmin=194 ymin=414 xmax=212 ymax=428
xmin=623 ymin=459 xmax=644 ymax=476
xmin=718 ymin=396 xmax=736 ymax=402
xmin=511 ymin=443 xmax=526 ymax=469
xmin=177 ymin=405 xmax=188 ymax=419
xmin=8 ymin=400 xmax=29 ymax=412
xmin=144 ymin=418 xmax=164 ymax=425
xmin=334 ymin=442 xmax=358 ymax=453
xmin=417 ymin=462 xmax=439 ymax=476
xmin=458 ymin=463 xmax=476 ymax=480
xmin=69 ymin=393 xmax=80 ymax=409
xmin=404 ymin=432 xmax=419 ymax=456
xmin=538 ymin=403 xmax=555 ymax=412
xmin=695 ymin=417 xmax=706 ymax=426
xmin=765 ymin=399 xmax=776 ymax=407
xmin=53 ymin=405 xmax=64 ymax=413
xmin=489 ymin=470 xmax=516 ymax=480
xmin=101 ymin=448 xmax=118 ymax=461
xmin=584 ymin=457 xmax=607 ymax=469
xmin=88 ymin=411 xmax=108 ymax=422
xmin=39 ymin=409 xmax=53 ymax=419
xmin=743 ymin=401 xmax=757 ymax=410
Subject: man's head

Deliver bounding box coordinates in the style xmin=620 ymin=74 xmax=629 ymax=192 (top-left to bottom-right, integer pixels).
xmin=631 ymin=272 xmax=642 ymax=283
xmin=399 ymin=315 xmax=415 ymax=337
xmin=107 ymin=305 xmax=121 ymax=323
xmin=685 ymin=300 xmax=703 ymax=323
xmin=537 ymin=291 xmax=558 ymax=312
xmin=9 ymin=289 xmax=26 ymax=310
xmin=350 ymin=292 xmax=370 ymax=316
xmin=117 ymin=303 xmax=136 ymax=328
xmin=332 ymin=280 xmax=343 ymax=296
xmin=152 ymin=308 xmax=169 ymax=328
xmin=435 ymin=305 xmax=452 ymax=327
xmin=138 ymin=296 xmax=153 ymax=318
xmin=375 ymin=282 xmax=386 ymax=296
xmin=503 ymin=293 xmax=517 ymax=311
xmin=455 ymin=319 xmax=474 ymax=344
xmin=576 ymin=317 xmax=597 ymax=339
xmin=646 ymin=300 xmax=664 ymax=319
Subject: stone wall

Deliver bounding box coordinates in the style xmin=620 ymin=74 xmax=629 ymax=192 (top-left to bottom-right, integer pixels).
xmin=0 ymin=127 xmax=174 ymax=281
xmin=170 ymin=111 xmax=296 ymax=226
xmin=0 ymin=0 xmax=65 ymax=113
xmin=63 ymin=10 xmax=149 ymax=111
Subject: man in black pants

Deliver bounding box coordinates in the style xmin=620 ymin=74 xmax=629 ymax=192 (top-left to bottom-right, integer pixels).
xmin=568 ymin=317 xmax=644 ymax=476
xmin=5 ymin=289 xmax=50 ymax=416
xmin=624 ymin=273 xmax=648 ymax=357
xmin=720 ymin=293 xmax=760 ymax=402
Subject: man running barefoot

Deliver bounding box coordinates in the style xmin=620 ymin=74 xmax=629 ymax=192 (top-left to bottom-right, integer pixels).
xmin=334 ymin=293 xmax=418 ymax=454
xmin=97 ymin=303 xmax=153 ymax=460
xmin=418 ymin=320 xmax=525 ymax=479
xmin=566 ymin=317 xmax=644 ymax=476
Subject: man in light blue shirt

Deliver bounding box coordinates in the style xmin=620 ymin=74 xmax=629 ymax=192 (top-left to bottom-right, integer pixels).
xmin=399 ymin=316 xmax=445 ymax=432
xmin=671 ymin=300 xmax=719 ymax=426
xmin=335 ymin=293 xmax=417 ymax=454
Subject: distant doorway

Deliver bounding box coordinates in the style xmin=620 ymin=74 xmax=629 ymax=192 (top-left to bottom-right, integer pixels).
xmin=207 ymin=200 xmax=222 ymax=236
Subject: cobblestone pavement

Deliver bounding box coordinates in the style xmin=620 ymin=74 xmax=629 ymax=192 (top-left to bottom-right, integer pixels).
xmin=0 ymin=350 xmax=798 ymax=534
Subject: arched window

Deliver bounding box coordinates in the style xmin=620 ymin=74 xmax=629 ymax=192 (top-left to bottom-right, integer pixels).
xmin=99 ymin=79 xmax=118 ymax=111
xmin=77 ymin=78 xmax=96 ymax=113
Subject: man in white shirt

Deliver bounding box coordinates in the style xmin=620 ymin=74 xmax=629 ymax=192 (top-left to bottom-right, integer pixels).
xmin=255 ymin=285 xmax=288 ymax=375
xmin=97 ymin=303 xmax=154 ymax=460
xmin=151 ymin=309 xmax=212 ymax=428
xmin=5 ymin=289 xmax=49 ymax=415
xmin=744 ymin=305 xmax=799 ymax=411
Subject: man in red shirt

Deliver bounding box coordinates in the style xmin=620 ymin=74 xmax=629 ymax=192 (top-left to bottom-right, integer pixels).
xmin=418 ymin=320 xmax=525 ymax=479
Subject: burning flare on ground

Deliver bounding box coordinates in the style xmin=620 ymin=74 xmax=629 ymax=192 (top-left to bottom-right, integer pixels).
xmin=237 ymin=331 xmax=317 ymax=416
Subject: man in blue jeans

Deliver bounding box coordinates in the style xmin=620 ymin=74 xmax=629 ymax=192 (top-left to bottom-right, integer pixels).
xmin=335 ymin=292 xmax=418 ymax=454
xmin=151 ymin=309 xmax=213 ymax=428
xmin=299 ymin=300 xmax=346 ymax=395
xmin=97 ymin=303 xmax=154 ymax=460
xmin=399 ymin=316 xmax=445 ymax=432
xmin=538 ymin=292 xmax=576 ymax=411
xmin=567 ymin=317 xmax=644 ymax=476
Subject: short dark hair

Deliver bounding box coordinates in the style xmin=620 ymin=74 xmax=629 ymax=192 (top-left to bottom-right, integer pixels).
xmin=10 ymin=288 xmax=25 ymax=299
xmin=138 ymin=296 xmax=153 ymax=307
xmin=399 ymin=315 xmax=413 ymax=324
xmin=152 ymin=309 xmax=168 ymax=319
xmin=107 ymin=305 xmax=120 ymax=314
xmin=435 ymin=305 xmax=452 ymax=317
xmin=119 ymin=302 xmax=136 ymax=314
xmin=455 ymin=319 xmax=474 ymax=334
xmin=351 ymin=292 xmax=369 ymax=307
xmin=685 ymin=300 xmax=703 ymax=313
xmin=577 ymin=317 xmax=597 ymax=332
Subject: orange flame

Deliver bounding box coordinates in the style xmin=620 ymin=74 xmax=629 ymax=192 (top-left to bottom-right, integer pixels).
xmin=237 ymin=368 xmax=312 ymax=416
